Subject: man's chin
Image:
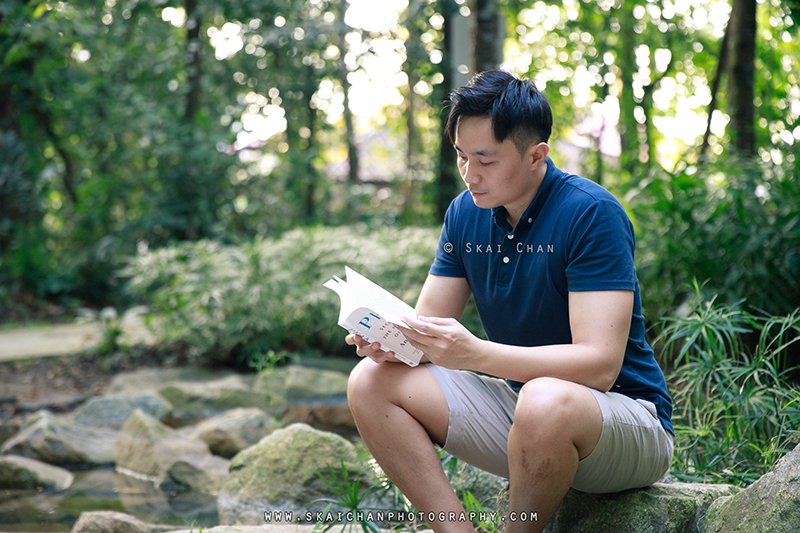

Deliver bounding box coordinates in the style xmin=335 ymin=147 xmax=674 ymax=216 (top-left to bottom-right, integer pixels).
xmin=469 ymin=192 xmax=495 ymax=208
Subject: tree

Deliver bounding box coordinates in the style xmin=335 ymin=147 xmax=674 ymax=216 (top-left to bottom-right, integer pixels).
xmin=434 ymin=0 xmax=462 ymax=222
xmin=726 ymin=0 xmax=757 ymax=155
xmin=471 ymin=0 xmax=501 ymax=74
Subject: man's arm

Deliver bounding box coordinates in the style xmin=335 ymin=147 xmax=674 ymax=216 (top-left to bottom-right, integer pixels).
xmin=414 ymin=274 xmax=472 ymax=320
xmin=346 ymin=274 xmax=472 ymax=364
xmin=401 ymin=289 xmax=632 ymax=392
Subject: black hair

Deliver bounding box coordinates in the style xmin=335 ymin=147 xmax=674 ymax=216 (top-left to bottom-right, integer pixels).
xmin=445 ymin=70 xmax=553 ymax=155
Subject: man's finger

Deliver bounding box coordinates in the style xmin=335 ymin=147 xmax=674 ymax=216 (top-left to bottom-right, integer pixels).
xmin=400 ymin=316 xmax=434 ymax=333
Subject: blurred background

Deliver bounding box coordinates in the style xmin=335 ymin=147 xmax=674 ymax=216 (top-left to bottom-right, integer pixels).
xmin=1 ymin=0 xmax=799 ymax=328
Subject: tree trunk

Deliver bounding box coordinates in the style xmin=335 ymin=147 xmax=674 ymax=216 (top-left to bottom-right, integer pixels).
xmin=699 ymin=25 xmax=729 ymax=163
xmin=616 ymin=0 xmax=639 ymax=179
xmin=436 ymin=0 xmax=461 ymax=222
xmin=338 ymin=0 xmax=359 ymax=185
xmin=184 ymin=0 xmax=202 ymax=121
xmin=470 ymin=0 xmax=501 ymax=74
xmin=401 ymin=0 xmax=426 ymax=223
xmin=726 ymin=0 xmax=757 ymax=156
xmin=303 ymin=66 xmax=318 ymax=223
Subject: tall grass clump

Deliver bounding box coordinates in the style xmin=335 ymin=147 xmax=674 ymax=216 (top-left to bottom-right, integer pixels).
xmin=121 ymin=225 xmax=482 ymax=367
xmin=629 ymin=152 xmax=800 ymax=323
xmin=659 ymin=283 xmax=800 ymax=486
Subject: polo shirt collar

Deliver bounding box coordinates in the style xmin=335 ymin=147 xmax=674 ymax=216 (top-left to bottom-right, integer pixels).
xmin=491 ymin=156 xmax=558 ymax=232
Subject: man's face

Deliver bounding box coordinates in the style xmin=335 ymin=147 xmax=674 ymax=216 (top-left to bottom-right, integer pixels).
xmin=454 ymin=116 xmax=539 ymax=213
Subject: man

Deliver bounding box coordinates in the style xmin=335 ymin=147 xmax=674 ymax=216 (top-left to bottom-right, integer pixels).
xmin=346 ymin=70 xmax=673 ymax=533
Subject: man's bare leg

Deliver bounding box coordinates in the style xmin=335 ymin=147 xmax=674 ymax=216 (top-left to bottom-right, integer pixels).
xmin=506 ymin=378 xmax=603 ymax=533
xmin=348 ymin=359 xmax=474 ymax=533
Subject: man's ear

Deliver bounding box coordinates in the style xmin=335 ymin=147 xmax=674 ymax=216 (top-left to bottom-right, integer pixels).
xmin=526 ymin=142 xmax=549 ymax=169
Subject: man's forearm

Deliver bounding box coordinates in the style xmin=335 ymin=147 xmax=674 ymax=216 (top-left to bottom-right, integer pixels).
xmin=465 ymin=339 xmax=624 ymax=392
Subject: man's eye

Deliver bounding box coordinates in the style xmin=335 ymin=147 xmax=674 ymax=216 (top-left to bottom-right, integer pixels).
xmin=480 ymin=161 xmax=494 ymax=166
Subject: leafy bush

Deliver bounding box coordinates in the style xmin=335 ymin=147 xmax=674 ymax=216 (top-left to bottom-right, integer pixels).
xmin=658 ymin=285 xmax=800 ymax=486
xmin=629 ymin=152 xmax=800 ymax=323
xmin=122 ymin=225 xmax=482 ymax=367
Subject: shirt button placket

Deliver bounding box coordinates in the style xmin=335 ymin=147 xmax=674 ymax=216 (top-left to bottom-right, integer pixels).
xmin=503 ymin=233 xmax=513 ymax=264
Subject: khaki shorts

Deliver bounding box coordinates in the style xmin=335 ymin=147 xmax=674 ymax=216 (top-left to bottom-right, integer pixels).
xmin=427 ymin=364 xmax=673 ymax=494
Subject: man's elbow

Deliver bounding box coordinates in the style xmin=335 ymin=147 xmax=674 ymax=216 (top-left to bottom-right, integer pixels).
xmin=593 ymin=374 xmax=619 ymax=393
xmin=591 ymin=354 xmax=625 ymax=393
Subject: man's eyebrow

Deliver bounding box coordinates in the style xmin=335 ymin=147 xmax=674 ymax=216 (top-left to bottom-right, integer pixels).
xmin=453 ymin=144 xmax=498 ymax=157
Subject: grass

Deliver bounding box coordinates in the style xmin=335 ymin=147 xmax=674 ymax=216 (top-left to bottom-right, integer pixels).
xmin=658 ymin=283 xmax=800 ymax=486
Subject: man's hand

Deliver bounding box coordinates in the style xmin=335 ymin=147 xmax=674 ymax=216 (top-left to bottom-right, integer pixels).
xmin=345 ymin=333 xmax=401 ymax=364
xmin=398 ymin=316 xmax=483 ymax=370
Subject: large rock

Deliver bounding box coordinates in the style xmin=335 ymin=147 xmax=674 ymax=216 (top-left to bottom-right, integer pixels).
xmin=158 ymin=454 xmax=231 ymax=496
xmin=113 ymin=409 xmax=228 ymax=496
xmin=189 ymin=407 xmax=274 ymax=458
xmin=256 ymin=365 xmax=354 ymax=432
xmin=700 ymin=443 xmax=800 ymax=532
xmin=111 ymin=469 xmax=218 ymax=527
xmin=71 ymin=510 xmax=175 ymax=533
xmin=106 ymin=367 xmax=238 ymax=396
xmin=256 ymin=365 xmax=349 ymax=402
xmin=496 ymin=481 xmax=740 ymax=532
xmin=0 ymin=394 xmax=20 ymax=446
xmin=0 ymin=454 xmax=74 ymax=490
xmin=1 ymin=410 xmax=117 ymax=466
xmin=73 ymin=393 xmax=173 ymax=427
xmin=158 ymin=375 xmax=284 ymax=427
xmin=217 ymin=422 xmax=376 ymax=525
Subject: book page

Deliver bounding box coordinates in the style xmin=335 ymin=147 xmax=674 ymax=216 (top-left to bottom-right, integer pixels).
xmin=343 ymin=306 xmax=423 ymax=366
xmin=344 ymin=266 xmax=416 ymax=325
xmin=322 ymin=276 xmax=351 ymax=324
xmin=324 ymin=267 xmax=423 ymax=366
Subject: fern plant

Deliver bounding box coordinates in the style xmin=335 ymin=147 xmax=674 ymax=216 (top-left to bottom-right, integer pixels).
xmin=313 ymin=460 xmax=397 ymax=533
xmin=658 ymin=283 xmax=800 ymax=486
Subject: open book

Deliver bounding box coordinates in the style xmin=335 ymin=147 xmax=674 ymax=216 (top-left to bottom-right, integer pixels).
xmin=324 ymin=267 xmax=424 ymax=367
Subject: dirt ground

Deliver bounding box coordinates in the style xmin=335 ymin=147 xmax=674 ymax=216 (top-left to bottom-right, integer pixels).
xmin=0 ymin=351 xmax=168 ymax=446
xmin=0 ymin=354 xmax=115 ymax=413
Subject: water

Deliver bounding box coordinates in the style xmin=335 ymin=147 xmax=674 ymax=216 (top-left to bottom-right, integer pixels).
xmin=0 ymin=467 xmax=218 ymax=532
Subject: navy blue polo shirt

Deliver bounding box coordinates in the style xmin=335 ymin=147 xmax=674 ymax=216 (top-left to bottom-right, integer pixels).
xmin=430 ymin=157 xmax=673 ymax=434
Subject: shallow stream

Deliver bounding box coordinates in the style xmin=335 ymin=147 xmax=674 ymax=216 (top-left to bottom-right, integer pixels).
xmin=0 ymin=467 xmax=218 ymax=532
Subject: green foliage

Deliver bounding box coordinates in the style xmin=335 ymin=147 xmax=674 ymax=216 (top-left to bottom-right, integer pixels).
xmin=315 ymin=449 xmax=499 ymax=533
xmin=439 ymin=450 xmax=500 ymax=533
xmin=460 ymin=491 xmax=500 ymax=533
xmin=658 ymin=285 xmax=800 ymax=486
xmin=77 ymin=306 xmax=124 ymax=355
xmin=0 ymin=0 xmax=239 ymax=303
xmin=122 ymin=225 xmax=482 ymax=367
xmin=314 ymin=460 xmax=389 ymax=533
xmin=630 ymin=151 xmax=800 ymax=322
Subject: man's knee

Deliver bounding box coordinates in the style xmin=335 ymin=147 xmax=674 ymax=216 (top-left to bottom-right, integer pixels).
xmin=347 ymin=359 xmax=415 ymax=410
xmin=348 ymin=361 xmax=450 ymax=445
xmin=347 ymin=358 xmax=380 ymax=405
xmin=514 ymin=377 xmax=576 ymax=424
xmin=512 ymin=377 xmax=602 ymax=458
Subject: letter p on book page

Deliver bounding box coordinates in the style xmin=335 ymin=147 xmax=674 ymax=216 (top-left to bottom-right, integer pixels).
xmin=324 ymin=266 xmax=424 ymax=367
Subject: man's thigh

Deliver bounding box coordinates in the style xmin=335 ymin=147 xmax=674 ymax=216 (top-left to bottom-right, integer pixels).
xmin=427 ymin=365 xmax=517 ymax=478
xmin=348 ymin=358 xmax=451 ymax=446
xmin=427 ymin=365 xmax=672 ymax=490
xmin=572 ymin=390 xmax=673 ymax=493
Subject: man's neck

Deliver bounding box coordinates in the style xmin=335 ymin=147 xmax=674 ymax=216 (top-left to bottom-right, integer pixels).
xmin=505 ymin=164 xmax=547 ymax=228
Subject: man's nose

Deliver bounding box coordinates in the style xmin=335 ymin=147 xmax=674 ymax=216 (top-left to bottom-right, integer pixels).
xmin=462 ymin=162 xmax=479 ymax=184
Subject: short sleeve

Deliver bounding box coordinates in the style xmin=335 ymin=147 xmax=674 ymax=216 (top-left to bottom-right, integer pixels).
xmin=565 ymin=199 xmax=636 ymax=292
xmin=429 ymin=200 xmax=467 ymax=278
